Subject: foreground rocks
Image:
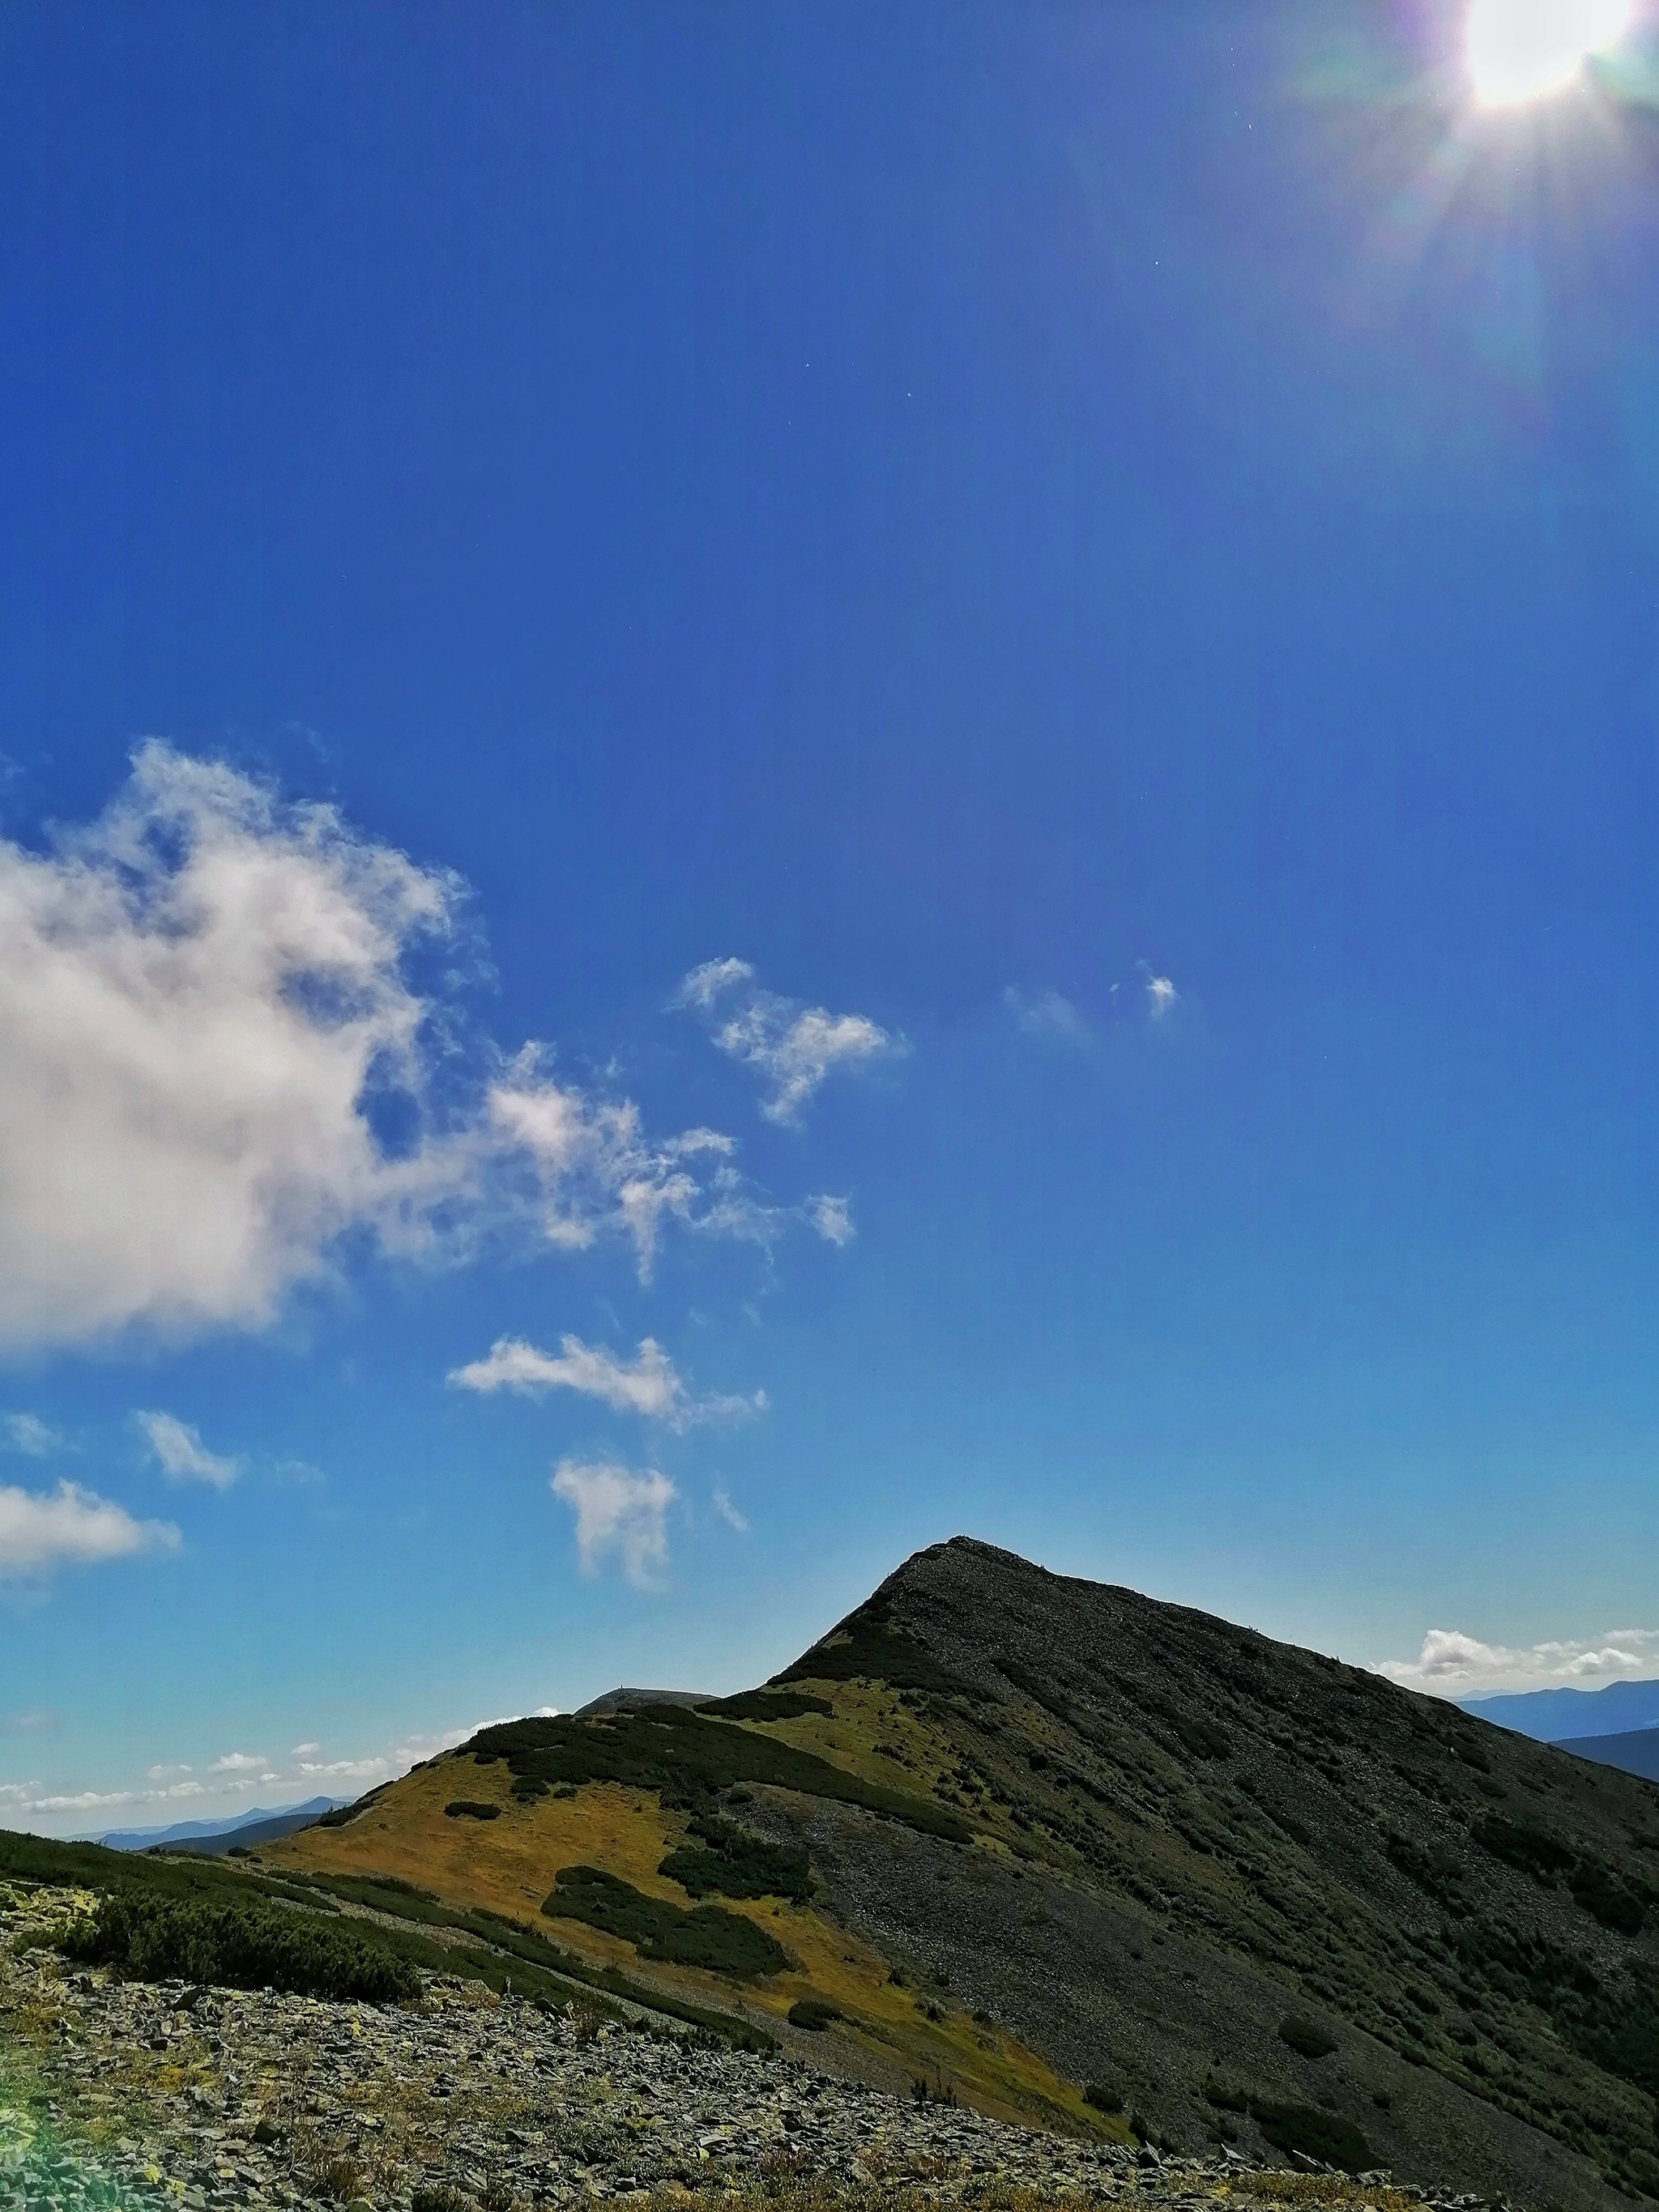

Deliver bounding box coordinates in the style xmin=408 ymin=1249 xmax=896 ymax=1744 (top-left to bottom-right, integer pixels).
xmin=1 ymin=1886 xmax=1465 ymax=2212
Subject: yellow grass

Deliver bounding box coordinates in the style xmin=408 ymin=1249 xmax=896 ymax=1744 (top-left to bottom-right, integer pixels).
xmin=270 ymin=1755 xmax=1119 ymax=2137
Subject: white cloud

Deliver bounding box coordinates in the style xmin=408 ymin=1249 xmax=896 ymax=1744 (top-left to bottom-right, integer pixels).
xmin=0 ymin=1481 xmax=177 ymax=1581
xmin=0 ymin=743 xmax=473 ymax=1352
xmin=449 ymin=1333 xmax=763 ymax=1430
xmin=138 ymin=1410 xmax=241 ymax=1490
xmin=6 ymin=1708 xmax=57 ymax=1733
xmin=711 ymin=1482 xmax=749 ymax=1534
xmin=676 ymin=960 xmax=903 ymax=1125
xmin=208 ymin=1750 xmax=267 ymax=1773
xmin=0 ymin=752 xmax=855 ymax=1348
xmin=1004 ymin=986 xmax=1093 ymax=1046
xmin=1377 ymin=1625 xmax=1659 ymax=1696
xmin=486 ymin=1054 xmax=764 ymax=1281
xmin=552 ymin=1459 xmax=676 ymax=1588
xmin=3 ymin=1413 xmax=62 ymax=1458
xmin=146 ymin=1763 xmax=192 ymax=1780
xmin=806 ymin=1194 xmax=855 ymax=1247
xmin=1141 ymin=965 xmax=1179 ymax=1019
xmin=289 ymin=1741 xmax=320 ymax=1758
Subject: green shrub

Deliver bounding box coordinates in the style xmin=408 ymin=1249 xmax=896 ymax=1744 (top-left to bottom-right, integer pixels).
xmin=445 ymin=1801 xmax=501 ymax=1821
xmin=696 ymin=1691 xmax=833 ymax=1722
xmin=787 ymin=1997 xmax=841 ymax=2030
xmin=1251 ymin=2100 xmax=1373 ymax=2172
xmin=1278 ymin=2015 xmax=1339 ymax=2060
xmin=411 ymin=2189 xmax=471 ymax=2212
xmin=465 ymin=1703 xmax=970 ymax=1843
xmin=55 ymin=1891 xmax=418 ymax=2003
xmin=659 ymin=1813 xmax=813 ymax=1904
xmin=542 ymin=1865 xmax=787 ymax=1979
xmin=1085 ymin=2082 xmax=1124 ymax=2113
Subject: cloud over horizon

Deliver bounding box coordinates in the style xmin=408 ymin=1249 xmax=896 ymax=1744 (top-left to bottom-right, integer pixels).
xmin=1377 ymin=1625 xmax=1659 ymax=1695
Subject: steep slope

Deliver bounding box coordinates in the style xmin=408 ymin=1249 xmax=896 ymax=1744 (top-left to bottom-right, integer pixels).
xmin=275 ymin=1539 xmax=1659 ymax=2212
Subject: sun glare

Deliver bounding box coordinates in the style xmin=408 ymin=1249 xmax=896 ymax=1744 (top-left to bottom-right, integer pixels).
xmin=1465 ymin=0 xmax=1636 ymax=106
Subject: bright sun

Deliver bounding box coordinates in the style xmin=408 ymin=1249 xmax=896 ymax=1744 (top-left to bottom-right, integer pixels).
xmin=1465 ymin=0 xmax=1636 ymax=105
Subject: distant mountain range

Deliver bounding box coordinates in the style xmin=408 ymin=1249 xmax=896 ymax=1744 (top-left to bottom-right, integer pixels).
xmin=90 ymin=1796 xmax=339 ymax=1852
xmin=1552 ymin=1729 xmax=1659 ymax=1788
xmin=1457 ymin=1677 xmax=1659 ymax=1743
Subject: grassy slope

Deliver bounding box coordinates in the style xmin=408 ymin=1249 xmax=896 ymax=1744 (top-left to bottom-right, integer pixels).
xmin=269 ymin=1739 xmax=1108 ymax=2134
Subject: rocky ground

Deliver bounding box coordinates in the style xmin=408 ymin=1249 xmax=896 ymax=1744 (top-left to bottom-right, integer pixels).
xmin=0 ymin=1887 xmax=1483 ymax=2212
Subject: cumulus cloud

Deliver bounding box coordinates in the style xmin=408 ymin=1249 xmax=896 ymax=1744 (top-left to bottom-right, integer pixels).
xmin=552 ymin=1459 xmax=675 ymax=1588
xmin=1004 ymin=986 xmax=1093 ymax=1046
xmin=0 ymin=752 xmax=870 ymax=1349
xmin=138 ymin=1411 xmax=241 ymax=1490
xmin=1377 ymin=1626 xmax=1659 ymax=1696
xmin=806 ymin=1194 xmax=855 ymax=1247
xmin=207 ymin=1750 xmax=267 ymax=1773
xmin=289 ymin=1741 xmax=321 ymax=1758
xmin=449 ymin=1333 xmax=763 ymax=1429
xmin=3 ymin=1413 xmax=62 ymax=1458
xmin=0 ymin=1481 xmax=177 ymax=1582
xmin=676 ymin=960 xmax=903 ymax=1125
xmin=0 ymin=743 xmax=474 ymax=1352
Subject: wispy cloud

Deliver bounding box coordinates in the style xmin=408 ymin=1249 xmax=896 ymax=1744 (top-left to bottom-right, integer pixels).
xmin=676 ymin=959 xmax=904 ymax=1125
xmin=1004 ymin=986 xmax=1093 ymax=1046
xmin=0 ymin=1481 xmax=177 ymax=1582
xmin=3 ymin=1413 xmax=62 ymax=1458
xmin=711 ymin=1482 xmax=749 ymax=1534
xmin=552 ymin=1459 xmax=676 ymax=1588
xmin=1140 ymin=962 xmax=1179 ymax=1019
xmin=6 ymin=1708 xmax=58 ymax=1734
xmin=137 ymin=1411 xmax=241 ymax=1490
xmin=1377 ymin=1626 xmax=1659 ymax=1696
xmin=805 ymin=1194 xmax=855 ymax=1247
xmin=449 ymin=1333 xmax=763 ymax=1430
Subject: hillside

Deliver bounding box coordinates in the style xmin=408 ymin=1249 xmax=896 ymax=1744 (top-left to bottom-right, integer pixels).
xmin=273 ymin=1539 xmax=1659 ymax=2212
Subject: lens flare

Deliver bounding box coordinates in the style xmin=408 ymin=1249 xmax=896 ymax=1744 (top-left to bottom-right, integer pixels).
xmin=1465 ymin=0 xmax=1635 ymax=106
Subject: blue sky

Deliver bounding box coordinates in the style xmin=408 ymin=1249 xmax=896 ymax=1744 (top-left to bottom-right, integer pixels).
xmin=5 ymin=0 xmax=1659 ymax=1834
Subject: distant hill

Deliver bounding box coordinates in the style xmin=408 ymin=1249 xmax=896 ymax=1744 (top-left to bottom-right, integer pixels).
xmin=1459 ymin=1677 xmax=1659 ymax=1743
xmin=1552 ymin=1728 xmax=1659 ymax=1787
xmin=574 ymin=1688 xmax=716 ymax=1718
xmin=93 ymin=1796 xmax=339 ymax=1852
xmin=272 ymin=1536 xmax=1659 ymax=2211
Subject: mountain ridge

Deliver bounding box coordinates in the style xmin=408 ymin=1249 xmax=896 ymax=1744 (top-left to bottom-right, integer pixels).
xmin=271 ymin=1536 xmax=1659 ymax=2212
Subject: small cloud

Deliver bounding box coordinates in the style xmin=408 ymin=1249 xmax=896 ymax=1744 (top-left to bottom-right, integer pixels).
xmin=711 ymin=1482 xmax=749 ymax=1535
xmin=3 ymin=1413 xmax=62 ymax=1458
xmin=806 ymin=1194 xmax=855 ymax=1247
xmin=450 ymin=1334 xmax=762 ymax=1430
xmin=0 ymin=1481 xmax=178 ymax=1582
xmin=295 ymin=1753 xmax=393 ymax=1780
xmin=1004 ymin=986 xmax=1093 ymax=1046
xmin=6 ymin=1707 xmax=58 ymax=1733
xmin=207 ymin=1750 xmax=267 ymax=1774
xmin=552 ymin=1459 xmax=676 ymax=1588
xmin=1376 ymin=1625 xmax=1659 ymax=1696
xmin=1140 ymin=962 xmax=1179 ymax=1020
xmin=675 ymin=960 xmax=904 ymax=1125
xmin=289 ymin=1741 xmax=321 ymax=1758
xmin=137 ymin=1412 xmax=241 ymax=1490
xmin=273 ymin=1459 xmax=326 ymax=1489
xmin=146 ymin=1762 xmax=192 ymax=1780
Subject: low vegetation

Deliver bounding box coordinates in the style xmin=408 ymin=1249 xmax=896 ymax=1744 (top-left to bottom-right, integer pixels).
xmin=658 ymin=1812 xmax=814 ymax=1903
xmin=54 ymin=1890 xmax=420 ymax=2003
xmin=443 ymin=1801 xmax=501 ymax=1821
xmin=541 ymin=1864 xmax=789 ymax=1979
xmin=787 ymin=1997 xmax=841 ymax=2030
xmin=462 ymin=1703 xmax=971 ymax=1842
